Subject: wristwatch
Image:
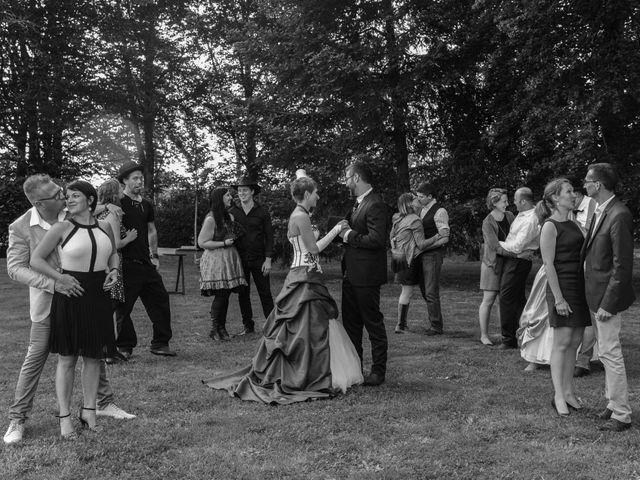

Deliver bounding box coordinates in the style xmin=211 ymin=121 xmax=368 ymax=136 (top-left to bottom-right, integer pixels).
xmin=150 ymin=253 xmax=159 ymax=259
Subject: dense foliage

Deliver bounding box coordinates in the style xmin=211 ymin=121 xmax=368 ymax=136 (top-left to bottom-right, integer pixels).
xmin=1 ymin=0 xmax=638 ymax=256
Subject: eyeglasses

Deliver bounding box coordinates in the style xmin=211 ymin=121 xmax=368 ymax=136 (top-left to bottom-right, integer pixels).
xmin=583 ymin=178 xmax=598 ymax=185
xmin=36 ymin=187 xmax=64 ymax=202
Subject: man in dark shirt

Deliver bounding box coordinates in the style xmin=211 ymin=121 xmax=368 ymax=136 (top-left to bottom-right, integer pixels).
xmin=230 ymin=176 xmax=274 ymax=335
xmin=115 ymin=162 xmax=175 ymax=357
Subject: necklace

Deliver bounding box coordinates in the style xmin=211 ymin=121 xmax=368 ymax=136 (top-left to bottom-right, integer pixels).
xmin=297 ymin=204 xmax=310 ymax=215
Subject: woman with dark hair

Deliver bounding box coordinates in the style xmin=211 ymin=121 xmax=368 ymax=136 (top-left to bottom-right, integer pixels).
xmin=205 ymin=170 xmax=362 ymax=404
xmin=535 ymin=178 xmax=590 ymax=416
xmin=31 ymin=180 xmax=119 ymax=438
xmin=390 ymin=193 xmax=443 ymax=333
xmin=478 ymin=188 xmax=514 ymax=345
xmin=198 ymin=187 xmax=247 ymax=341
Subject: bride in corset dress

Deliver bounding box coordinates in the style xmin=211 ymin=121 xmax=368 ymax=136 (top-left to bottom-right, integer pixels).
xmin=203 ymin=170 xmax=363 ymax=404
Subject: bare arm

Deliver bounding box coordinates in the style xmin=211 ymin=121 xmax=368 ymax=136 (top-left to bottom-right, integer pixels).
xmin=30 ymin=223 xmax=68 ymax=282
xmin=540 ymin=222 xmax=571 ymax=316
xmin=198 ymin=216 xmax=233 ymax=250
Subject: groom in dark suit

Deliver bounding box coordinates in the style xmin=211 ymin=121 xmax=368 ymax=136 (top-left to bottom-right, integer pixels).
xmin=582 ymin=162 xmax=636 ymax=432
xmin=339 ymin=160 xmax=389 ymax=386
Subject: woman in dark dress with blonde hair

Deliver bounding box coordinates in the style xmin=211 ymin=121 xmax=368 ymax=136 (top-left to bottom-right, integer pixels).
xmin=536 ymin=178 xmax=590 ymax=416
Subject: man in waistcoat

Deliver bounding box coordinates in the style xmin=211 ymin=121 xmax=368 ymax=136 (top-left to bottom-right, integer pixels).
xmin=415 ymin=182 xmax=450 ymax=335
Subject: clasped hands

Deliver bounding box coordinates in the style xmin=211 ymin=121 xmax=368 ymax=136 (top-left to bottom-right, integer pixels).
xmin=333 ymin=220 xmax=350 ymax=239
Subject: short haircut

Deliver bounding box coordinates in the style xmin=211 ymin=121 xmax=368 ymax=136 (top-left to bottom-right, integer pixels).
xmin=397 ymin=193 xmax=415 ymax=216
xmin=415 ymin=182 xmax=435 ymax=198
xmin=23 ymin=174 xmax=53 ymax=203
xmin=515 ymin=187 xmax=534 ymax=204
xmin=98 ymin=178 xmax=122 ymax=206
xmin=587 ymin=162 xmax=618 ymax=191
xmin=290 ymin=176 xmax=317 ymax=202
xmin=486 ymin=188 xmax=507 ymax=211
xmin=347 ymin=160 xmax=373 ymax=184
xmin=67 ymin=180 xmax=98 ymax=211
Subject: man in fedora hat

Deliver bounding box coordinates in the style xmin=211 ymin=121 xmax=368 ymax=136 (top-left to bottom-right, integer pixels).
xmin=114 ymin=161 xmax=176 ymax=357
xmin=229 ymin=176 xmax=274 ymax=335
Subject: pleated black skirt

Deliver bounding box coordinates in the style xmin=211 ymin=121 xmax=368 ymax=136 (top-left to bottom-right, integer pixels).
xmin=50 ymin=270 xmax=115 ymax=358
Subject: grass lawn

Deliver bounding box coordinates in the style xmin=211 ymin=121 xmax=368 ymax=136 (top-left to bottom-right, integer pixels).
xmin=1 ymin=255 xmax=640 ymax=480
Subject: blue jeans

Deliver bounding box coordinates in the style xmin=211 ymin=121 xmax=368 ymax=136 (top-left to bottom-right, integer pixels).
xmin=9 ymin=317 xmax=114 ymax=420
xmin=418 ymin=252 xmax=444 ymax=332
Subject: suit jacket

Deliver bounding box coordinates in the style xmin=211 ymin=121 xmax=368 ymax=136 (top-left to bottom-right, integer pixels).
xmin=7 ymin=208 xmax=61 ymax=322
xmin=341 ymin=191 xmax=389 ymax=286
xmin=581 ymin=197 xmax=636 ymax=314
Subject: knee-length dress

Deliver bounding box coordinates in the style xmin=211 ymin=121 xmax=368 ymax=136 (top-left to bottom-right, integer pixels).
xmin=203 ymin=227 xmax=363 ymax=404
xmin=545 ymin=219 xmax=590 ymax=328
xmin=49 ymin=219 xmax=116 ymax=358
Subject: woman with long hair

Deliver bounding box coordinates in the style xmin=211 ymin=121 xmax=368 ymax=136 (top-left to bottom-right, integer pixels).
xmin=478 ymin=188 xmax=514 ymax=345
xmin=535 ymin=178 xmax=590 ymax=416
xmin=204 ymin=170 xmax=363 ymax=403
xmin=389 ymin=193 xmax=443 ymax=333
xmin=31 ymin=180 xmax=119 ymax=438
xmin=198 ymin=187 xmax=247 ymax=341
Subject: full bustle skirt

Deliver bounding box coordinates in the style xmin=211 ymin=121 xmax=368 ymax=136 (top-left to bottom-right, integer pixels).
xmin=49 ymin=270 xmax=115 ymax=359
xmin=203 ymin=267 xmax=362 ymax=404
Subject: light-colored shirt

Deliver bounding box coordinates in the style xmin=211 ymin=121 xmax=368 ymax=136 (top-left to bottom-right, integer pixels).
xmin=499 ymin=207 xmax=540 ymax=254
xmin=591 ymin=194 xmax=615 ymax=235
xmin=344 ymin=187 xmax=373 ymax=243
xmin=420 ymin=199 xmax=450 ymax=236
xmin=574 ymin=195 xmax=596 ymax=230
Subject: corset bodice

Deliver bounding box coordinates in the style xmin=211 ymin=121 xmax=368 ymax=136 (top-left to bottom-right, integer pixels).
xmin=289 ymin=225 xmax=321 ymax=272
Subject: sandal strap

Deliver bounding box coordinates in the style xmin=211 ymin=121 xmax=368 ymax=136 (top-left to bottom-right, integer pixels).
xmin=55 ymin=413 xmax=71 ymax=418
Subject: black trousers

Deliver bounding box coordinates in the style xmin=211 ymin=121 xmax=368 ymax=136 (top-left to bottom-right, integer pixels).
xmin=238 ymin=258 xmax=274 ymax=329
xmin=499 ymin=257 xmax=532 ymax=346
xmin=116 ymin=260 xmax=173 ymax=351
xmin=341 ymin=278 xmax=388 ymax=377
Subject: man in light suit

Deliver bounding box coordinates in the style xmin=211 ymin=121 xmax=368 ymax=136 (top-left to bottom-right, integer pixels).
xmin=4 ymin=174 xmax=134 ymax=445
xmin=582 ymin=163 xmax=636 ymax=432
xmin=339 ymin=160 xmax=389 ymax=386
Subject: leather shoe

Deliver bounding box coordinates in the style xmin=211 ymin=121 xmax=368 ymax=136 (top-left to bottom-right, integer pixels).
xmin=597 ymin=408 xmax=613 ymax=420
xmin=573 ymin=366 xmax=590 ymax=378
xmin=117 ymin=348 xmax=132 ymax=360
xmin=150 ymin=345 xmax=177 ymax=357
xmin=598 ymin=418 xmax=631 ymax=432
xmin=424 ymin=329 xmax=442 ymax=336
xmin=236 ymin=327 xmax=255 ymax=337
xmin=362 ymin=372 xmax=385 ymax=386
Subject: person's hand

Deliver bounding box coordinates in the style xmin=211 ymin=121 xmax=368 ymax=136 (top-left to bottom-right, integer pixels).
xmin=151 ymin=257 xmax=160 ymax=270
xmin=224 ymin=238 xmax=234 ymax=247
xmin=55 ymin=274 xmax=84 ymax=297
xmin=595 ymin=308 xmax=613 ymax=322
xmin=124 ymin=228 xmax=138 ymax=242
xmin=106 ymin=204 xmax=124 ymax=221
xmin=517 ymin=249 xmax=535 ymax=261
xmin=262 ymin=258 xmax=272 ymax=275
xmin=331 ymin=221 xmax=346 ymax=236
xmin=103 ymin=269 xmax=119 ymax=291
xmin=555 ymin=298 xmax=573 ymax=317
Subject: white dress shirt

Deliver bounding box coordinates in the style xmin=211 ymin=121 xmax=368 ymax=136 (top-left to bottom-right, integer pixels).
xmin=499 ymin=207 xmax=540 ymax=254
xmin=420 ymin=199 xmax=450 ymax=236
xmin=590 ymin=194 xmax=615 ymax=235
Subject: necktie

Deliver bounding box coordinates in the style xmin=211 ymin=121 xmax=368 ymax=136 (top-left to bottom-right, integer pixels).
xmin=352 ymin=200 xmax=359 ymax=213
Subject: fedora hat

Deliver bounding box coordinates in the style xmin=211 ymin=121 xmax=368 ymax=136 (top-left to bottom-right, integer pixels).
xmin=117 ymin=161 xmax=145 ymax=182
xmin=232 ymin=176 xmax=261 ymax=194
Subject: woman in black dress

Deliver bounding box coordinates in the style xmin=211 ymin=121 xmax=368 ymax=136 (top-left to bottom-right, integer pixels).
xmin=536 ymin=178 xmax=591 ymax=416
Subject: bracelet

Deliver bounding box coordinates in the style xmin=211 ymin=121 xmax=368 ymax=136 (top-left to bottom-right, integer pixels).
xmin=554 ymin=299 xmax=565 ymax=306
xmin=150 ymin=253 xmax=159 ymax=259
xmin=109 ymin=267 xmax=120 ymax=273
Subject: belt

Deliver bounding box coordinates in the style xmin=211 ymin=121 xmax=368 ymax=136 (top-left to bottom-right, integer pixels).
xmin=123 ymin=258 xmax=150 ymax=265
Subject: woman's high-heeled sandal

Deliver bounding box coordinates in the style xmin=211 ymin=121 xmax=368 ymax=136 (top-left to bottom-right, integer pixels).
xmin=56 ymin=413 xmax=78 ymax=440
xmin=78 ymin=407 xmax=103 ymax=432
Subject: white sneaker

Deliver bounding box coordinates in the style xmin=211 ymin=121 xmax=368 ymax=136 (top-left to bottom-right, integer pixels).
xmin=4 ymin=420 xmax=24 ymax=445
xmin=96 ymin=403 xmax=136 ymax=420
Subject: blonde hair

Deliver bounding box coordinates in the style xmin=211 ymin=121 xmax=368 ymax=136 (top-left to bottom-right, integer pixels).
xmin=486 ymin=188 xmax=507 ymax=210
xmin=23 ymin=174 xmax=53 ymax=204
xmin=98 ymin=178 xmax=122 ymax=206
xmin=535 ymin=178 xmax=570 ymax=223
xmin=396 ymin=193 xmax=415 ymax=217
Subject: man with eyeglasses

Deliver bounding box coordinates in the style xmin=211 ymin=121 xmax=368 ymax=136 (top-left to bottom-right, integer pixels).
xmin=581 ymin=163 xmax=635 ymax=432
xmin=4 ymin=174 xmax=134 ymax=445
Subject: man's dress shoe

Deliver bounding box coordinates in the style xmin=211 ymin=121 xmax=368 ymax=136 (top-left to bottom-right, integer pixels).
xmin=597 ymin=408 xmax=613 ymax=420
xmin=573 ymin=366 xmax=590 ymax=378
xmin=150 ymin=345 xmax=177 ymax=357
xmin=598 ymin=418 xmax=631 ymax=432
xmin=363 ymin=373 xmax=385 ymax=386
